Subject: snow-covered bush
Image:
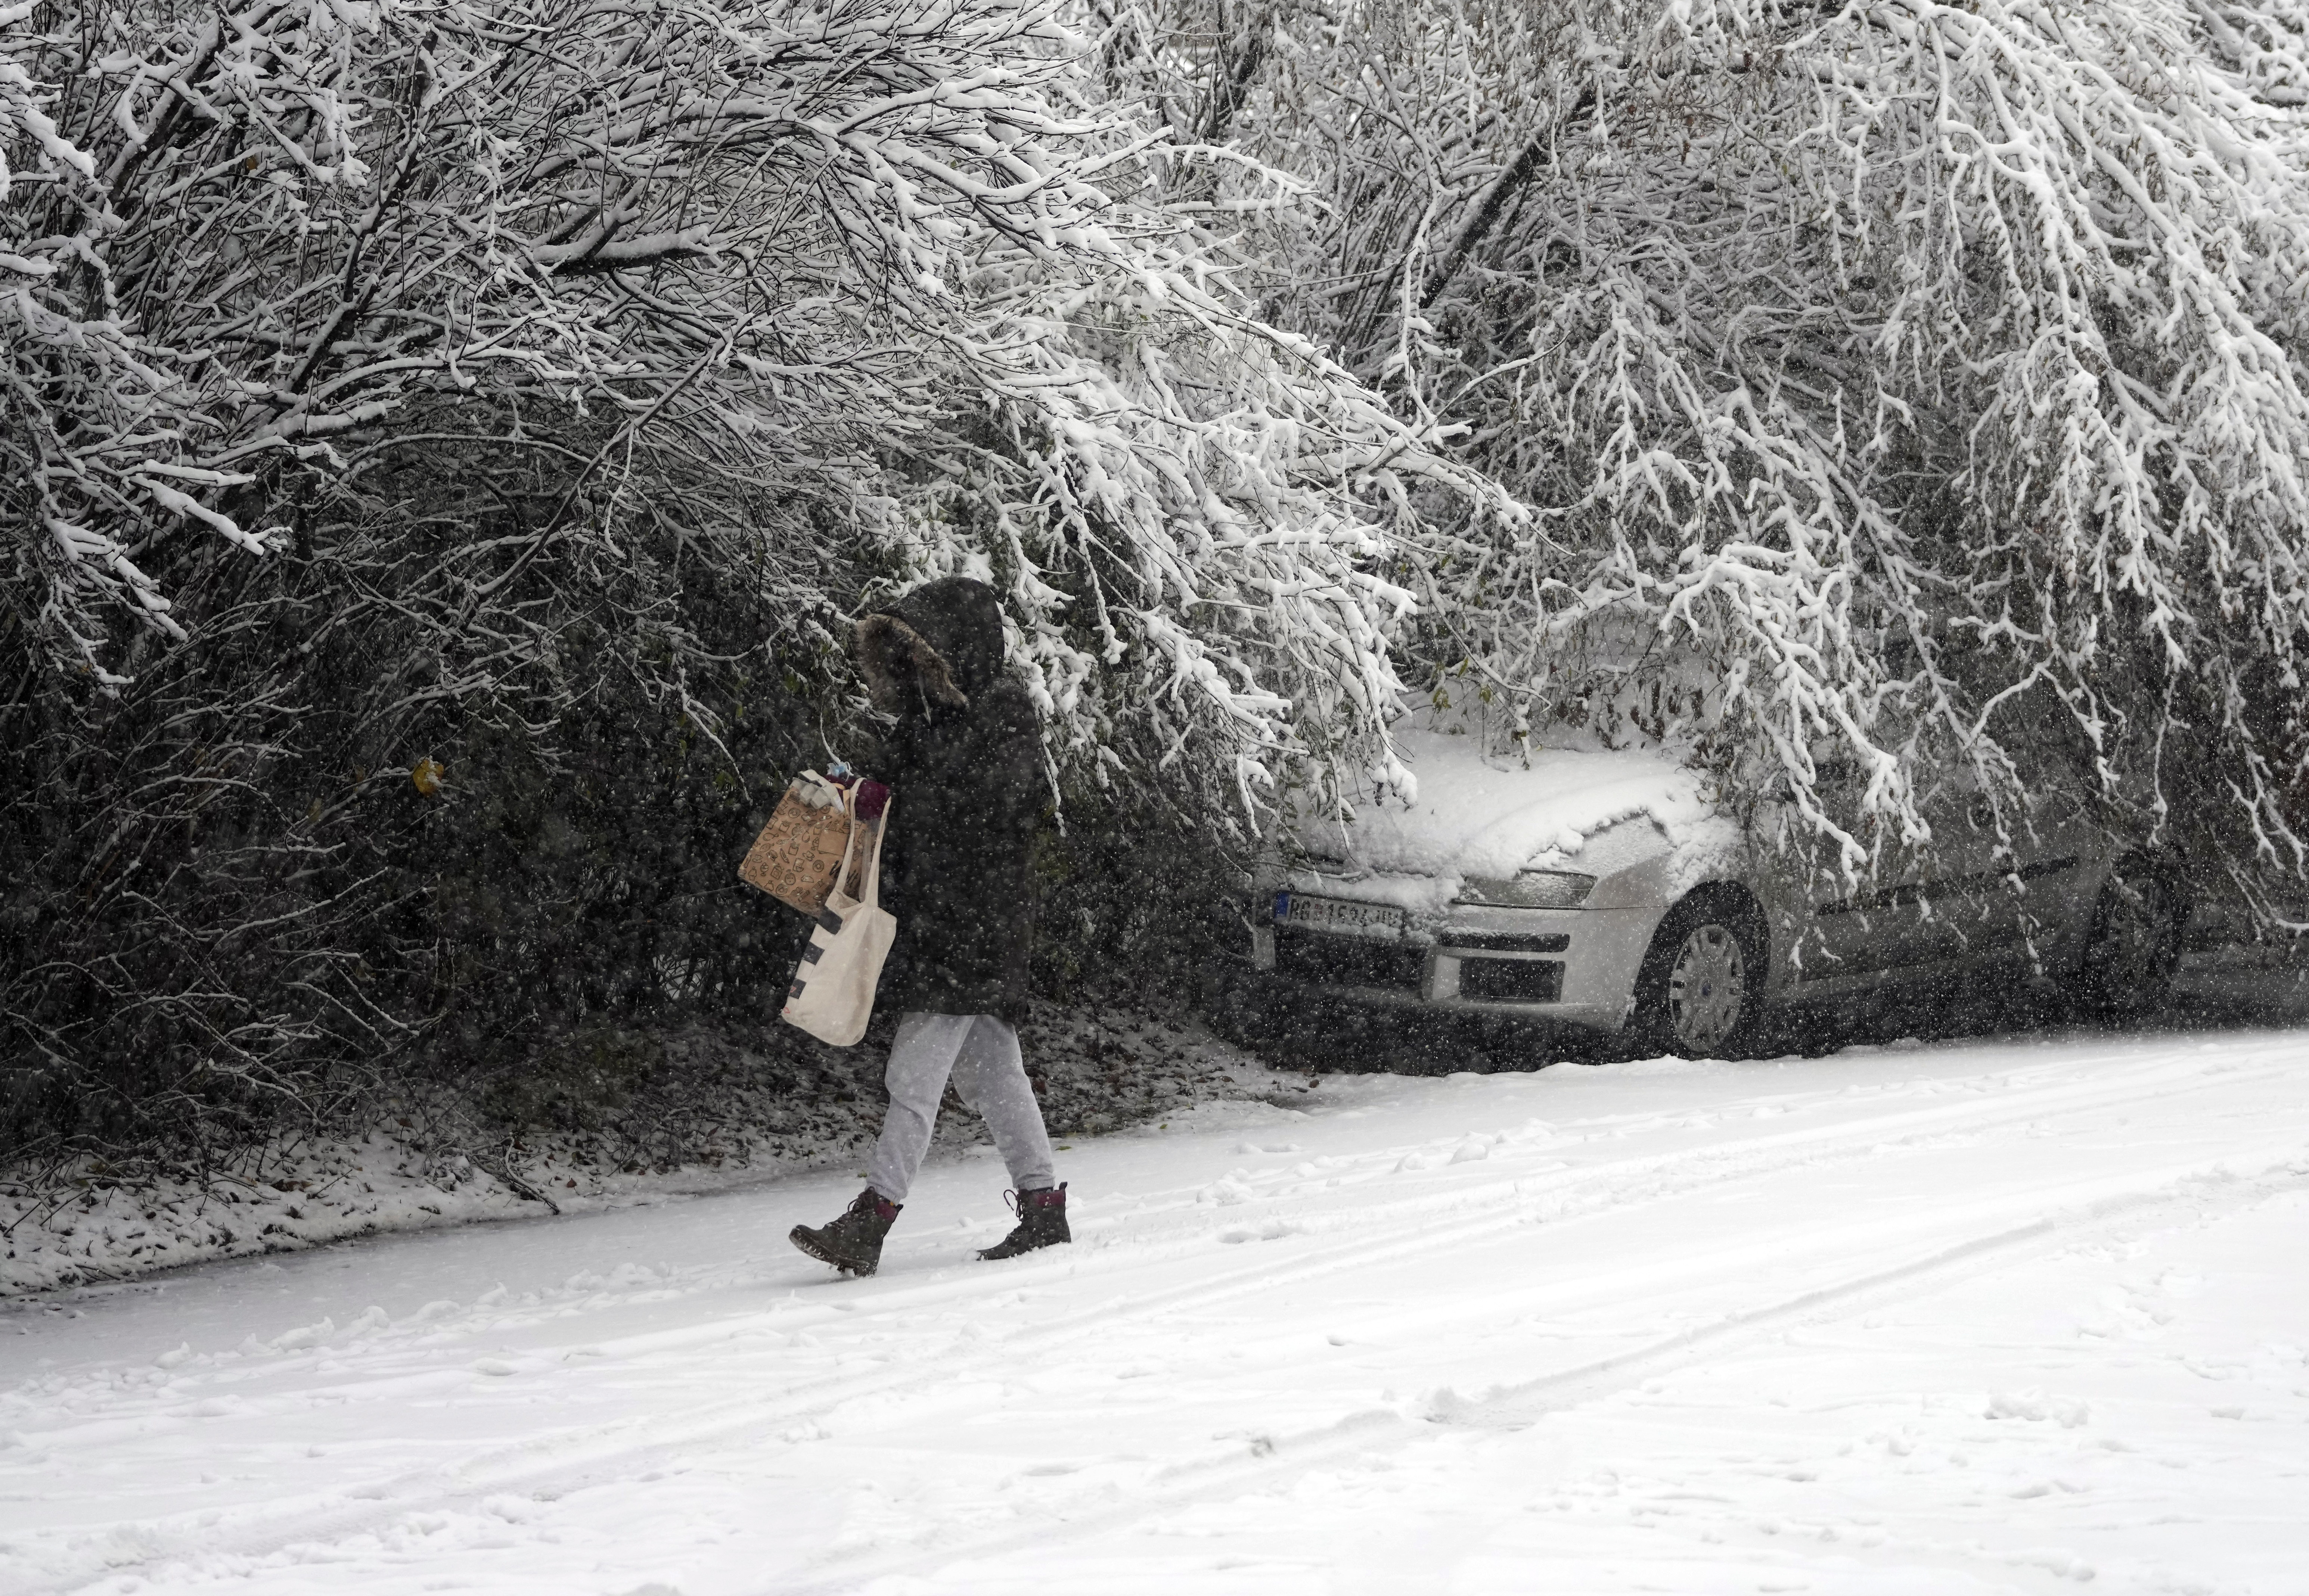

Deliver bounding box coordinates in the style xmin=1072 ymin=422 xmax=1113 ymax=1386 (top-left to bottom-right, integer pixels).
xmin=1139 ymin=0 xmax=2309 ymax=906
xmin=1 ymin=0 xmax=1506 ymax=1157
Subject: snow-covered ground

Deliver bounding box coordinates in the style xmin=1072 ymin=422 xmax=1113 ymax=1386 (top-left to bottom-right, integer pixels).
xmin=4 ymin=1023 xmax=2307 ymax=1596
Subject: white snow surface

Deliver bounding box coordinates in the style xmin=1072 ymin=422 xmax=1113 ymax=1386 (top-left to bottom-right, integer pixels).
xmin=6 ymin=1024 xmax=2309 ymax=1595
xmin=1298 ymin=727 xmax=1735 ymax=909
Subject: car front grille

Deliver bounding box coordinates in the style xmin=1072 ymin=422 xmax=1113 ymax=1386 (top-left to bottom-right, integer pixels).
xmin=1438 ymin=931 xmax=1570 ymax=953
xmin=1456 ymin=958 xmax=1565 ymax=1004
xmin=1272 ymin=926 xmax=1427 ymax=993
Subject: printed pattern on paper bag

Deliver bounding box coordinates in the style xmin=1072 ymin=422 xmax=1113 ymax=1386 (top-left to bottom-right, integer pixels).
xmin=739 ymin=780 xmax=877 ymax=915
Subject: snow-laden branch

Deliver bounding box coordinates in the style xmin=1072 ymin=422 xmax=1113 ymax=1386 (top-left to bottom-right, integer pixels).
xmin=6 ymin=0 xmax=1515 ymax=820
xmin=1135 ymin=0 xmax=2309 ymax=897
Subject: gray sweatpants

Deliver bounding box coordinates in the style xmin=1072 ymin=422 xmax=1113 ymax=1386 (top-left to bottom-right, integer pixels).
xmin=865 ymin=1011 xmax=1055 ymax=1205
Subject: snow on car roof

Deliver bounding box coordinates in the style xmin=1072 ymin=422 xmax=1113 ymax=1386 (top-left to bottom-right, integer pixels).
xmin=1297 ymin=724 xmax=1716 ymax=882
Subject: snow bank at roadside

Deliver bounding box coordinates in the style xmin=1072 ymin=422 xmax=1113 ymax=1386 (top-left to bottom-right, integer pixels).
xmin=1 ymin=1007 xmax=1309 ymax=1297
xmin=1 ymin=1137 xmax=544 ymax=1297
xmin=0 ymin=1121 xmax=935 ymax=1297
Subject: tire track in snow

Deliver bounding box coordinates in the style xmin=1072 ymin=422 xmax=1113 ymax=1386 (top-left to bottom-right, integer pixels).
xmin=759 ymin=1148 xmax=2309 ymax=1595
xmin=72 ymin=1045 xmax=2277 ymax=1448
xmin=749 ymin=1041 xmax=2305 ymax=1378
xmin=14 ymin=1053 xmax=2293 ymax=1581
xmin=8 ymin=1045 xmax=2304 ymax=1592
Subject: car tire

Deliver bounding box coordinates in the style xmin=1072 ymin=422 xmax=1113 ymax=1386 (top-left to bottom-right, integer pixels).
xmin=1629 ymin=892 xmax=1769 ymax=1059
xmin=2070 ymin=858 xmax=2186 ymax=1018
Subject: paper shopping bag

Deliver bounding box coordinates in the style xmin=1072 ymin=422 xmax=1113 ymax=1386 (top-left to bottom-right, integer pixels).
xmin=739 ymin=772 xmax=884 ymax=915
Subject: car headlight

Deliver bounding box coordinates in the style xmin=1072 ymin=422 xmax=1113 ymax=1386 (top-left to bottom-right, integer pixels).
xmin=1456 ymin=870 xmax=1596 ymax=909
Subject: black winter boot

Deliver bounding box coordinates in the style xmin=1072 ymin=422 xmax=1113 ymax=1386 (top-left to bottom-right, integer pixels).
xmin=978 ymin=1183 xmax=1070 ymax=1260
xmin=789 ymin=1188 xmax=900 ymax=1276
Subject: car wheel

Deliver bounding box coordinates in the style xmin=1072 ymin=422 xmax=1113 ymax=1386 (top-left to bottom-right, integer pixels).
xmin=2071 ymin=861 xmax=2185 ymax=1017
xmin=1632 ymin=896 xmax=1767 ymax=1059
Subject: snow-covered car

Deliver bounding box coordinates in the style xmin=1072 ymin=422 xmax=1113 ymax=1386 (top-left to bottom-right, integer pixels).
xmin=1234 ymin=729 xmax=2189 ymax=1058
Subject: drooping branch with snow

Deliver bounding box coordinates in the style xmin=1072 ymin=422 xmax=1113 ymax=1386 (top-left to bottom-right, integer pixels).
xmin=1127 ymin=0 xmax=2309 ymax=905
xmin=5 ymin=0 xmax=1506 ymax=801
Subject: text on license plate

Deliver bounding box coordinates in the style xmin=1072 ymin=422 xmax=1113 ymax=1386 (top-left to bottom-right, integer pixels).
xmin=1273 ymin=892 xmax=1405 ymax=935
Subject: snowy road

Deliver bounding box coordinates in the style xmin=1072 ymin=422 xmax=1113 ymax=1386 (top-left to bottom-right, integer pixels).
xmin=6 ymin=1026 xmax=2309 ymax=1596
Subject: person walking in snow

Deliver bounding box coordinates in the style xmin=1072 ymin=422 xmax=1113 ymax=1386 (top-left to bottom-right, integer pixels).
xmin=788 ymin=576 xmax=1068 ymax=1277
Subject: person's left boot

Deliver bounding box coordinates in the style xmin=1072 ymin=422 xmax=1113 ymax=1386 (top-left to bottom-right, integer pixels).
xmin=978 ymin=1183 xmax=1070 ymax=1260
xmin=790 ymin=1188 xmax=900 ymax=1276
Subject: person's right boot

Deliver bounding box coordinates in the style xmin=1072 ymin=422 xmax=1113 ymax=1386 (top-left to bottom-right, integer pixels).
xmin=789 ymin=1188 xmax=900 ymax=1276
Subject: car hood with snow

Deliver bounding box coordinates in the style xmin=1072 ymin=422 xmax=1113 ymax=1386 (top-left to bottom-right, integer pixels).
xmin=1286 ymin=728 xmax=1745 ymax=917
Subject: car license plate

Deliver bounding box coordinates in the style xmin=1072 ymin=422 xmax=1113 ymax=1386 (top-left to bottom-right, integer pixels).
xmin=1273 ymin=892 xmax=1405 ymax=937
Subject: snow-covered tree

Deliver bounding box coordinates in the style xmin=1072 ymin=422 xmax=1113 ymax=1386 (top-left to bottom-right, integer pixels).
xmin=3 ymin=0 xmax=1516 ymax=1153
xmin=1125 ymin=0 xmax=2309 ymax=909
xmin=4 ymin=0 xmax=1509 ymax=810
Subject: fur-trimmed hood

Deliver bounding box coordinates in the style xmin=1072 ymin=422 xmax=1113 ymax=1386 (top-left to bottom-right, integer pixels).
xmin=856 ymin=577 xmax=1008 ymax=716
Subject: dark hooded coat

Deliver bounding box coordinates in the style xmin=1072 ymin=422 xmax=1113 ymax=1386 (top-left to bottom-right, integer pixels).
xmin=855 ymin=578 xmax=1044 ymax=1023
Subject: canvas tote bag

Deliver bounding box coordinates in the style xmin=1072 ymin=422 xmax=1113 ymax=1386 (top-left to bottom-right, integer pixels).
xmin=780 ymin=791 xmax=897 ymax=1047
